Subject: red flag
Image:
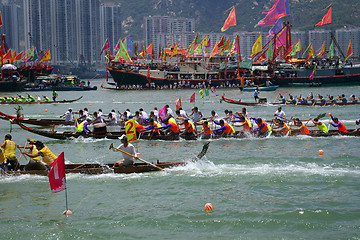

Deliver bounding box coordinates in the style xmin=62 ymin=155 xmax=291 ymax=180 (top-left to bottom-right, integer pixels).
xmin=48 ymin=152 xmax=66 ymax=193
xmin=221 ymin=6 xmax=236 ymax=32
xmin=0 ymin=11 xmax=3 ymax=27
xmin=146 ymin=66 xmax=151 ymax=84
xmin=3 ymin=49 xmax=12 ymax=61
xmin=344 ymin=40 xmax=353 ymax=62
xmin=175 ymin=98 xmax=182 ymax=110
xmin=146 ymin=44 xmax=153 ymax=55
xmin=190 ymin=93 xmax=195 ymax=103
xmin=315 ymin=6 xmax=332 ymax=26
xmin=101 ymin=39 xmax=110 ymax=54
xmin=158 ymin=44 xmax=161 ymax=59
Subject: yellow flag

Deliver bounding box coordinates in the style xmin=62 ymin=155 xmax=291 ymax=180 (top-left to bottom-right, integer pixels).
xmin=39 ymin=49 xmax=51 ymax=63
xmin=125 ymin=118 xmax=137 ymax=142
xmin=250 ymin=33 xmax=262 ymax=57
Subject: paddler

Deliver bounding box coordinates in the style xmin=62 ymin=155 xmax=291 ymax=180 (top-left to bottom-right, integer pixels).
xmin=0 ymin=96 xmax=5 ymax=102
xmin=17 ymin=139 xmax=47 ymax=170
xmin=354 ymin=119 xmax=360 ymax=132
xmin=75 ymin=118 xmax=92 ymax=134
xmin=0 ymin=134 xmax=20 ymax=171
xmin=113 ymin=135 xmax=137 ymax=167
xmin=272 ymin=120 xmax=291 ymax=136
xmin=179 ymin=119 xmax=197 ymax=138
xmin=232 ymin=116 xmax=252 ymax=133
xmin=43 ymin=96 xmax=51 ymax=102
xmin=308 ymin=117 xmax=328 ymax=133
xmin=329 ymin=114 xmax=347 ymax=133
xmin=156 ymin=117 xmax=180 ymax=136
xmin=213 ymin=119 xmax=235 ymax=136
xmin=60 ymin=108 xmax=73 ymax=122
xmin=22 ymin=141 xmax=57 ymax=168
xmin=141 ymin=118 xmax=161 ymax=136
xmin=27 ymin=94 xmax=36 ymax=102
xmin=251 ymin=117 xmax=271 ymax=137
xmin=198 ymin=121 xmax=212 ymax=138
xmin=290 ymin=118 xmax=310 ymax=135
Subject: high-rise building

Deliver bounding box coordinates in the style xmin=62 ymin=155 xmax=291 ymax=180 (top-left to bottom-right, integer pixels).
xmin=308 ymin=29 xmax=332 ymax=56
xmin=144 ymin=16 xmax=195 ymax=56
xmin=24 ymin=0 xmax=103 ymax=64
xmin=291 ymin=31 xmax=307 ymax=58
xmin=335 ymin=28 xmax=360 ymax=59
xmin=100 ymin=2 xmax=121 ymax=52
xmin=235 ymin=31 xmax=267 ymax=60
xmin=0 ymin=1 xmax=20 ymax=51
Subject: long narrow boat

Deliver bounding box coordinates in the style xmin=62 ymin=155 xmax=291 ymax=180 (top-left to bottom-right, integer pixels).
xmin=2 ymin=143 xmax=210 ymax=176
xmin=0 ymin=96 xmax=83 ymax=105
xmin=0 ymin=111 xmax=75 ymax=126
xmin=17 ymin=121 xmax=360 ymax=140
xmin=240 ymin=85 xmax=279 ymax=92
xmin=221 ymin=96 xmax=360 ymax=106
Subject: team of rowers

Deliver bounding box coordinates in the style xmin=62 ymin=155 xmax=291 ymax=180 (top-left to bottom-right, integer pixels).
xmin=275 ymin=92 xmax=359 ymax=104
xmin=65 ymin=105 xmax=360 ymax=138
xmin=0 ymin=93 xmax=56 ymax=103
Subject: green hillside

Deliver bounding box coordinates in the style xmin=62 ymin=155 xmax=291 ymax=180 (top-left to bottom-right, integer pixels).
xmin=116 ymin=0 xmax=360 ymax=41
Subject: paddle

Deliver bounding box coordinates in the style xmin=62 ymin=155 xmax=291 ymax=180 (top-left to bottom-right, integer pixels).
xmin=273 ymin=96 xmax=278 ymax=104
xmin=109 ymin=143 xmax=165 ymax=171
xmin=15 ymin=142 xmax=28 ymax=170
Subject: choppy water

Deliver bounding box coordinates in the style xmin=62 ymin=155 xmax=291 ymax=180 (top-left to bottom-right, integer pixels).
xmin=0 ymin=79 xmax=359 ymax=239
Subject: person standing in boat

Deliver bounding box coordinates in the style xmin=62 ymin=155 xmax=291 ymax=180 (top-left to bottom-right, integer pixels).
xmin=274 ymin=106 xmax=286 ymax=121
xmin=0 ymin=134 xmax=20 ymax=171
xmin=254 ymin=87 xmax=260 ymax=102
xmin=52 ymin=90 xmax=58 ymax=101
xmin=113 ymin=135 xmax=137 ymax=167
xmin=189 ymin=107 xmax=203 ymax=126
xmin=17 ymin=139 xmax=47 ymax=170
xmin=22 ymin=141 xmax=57 ymax=169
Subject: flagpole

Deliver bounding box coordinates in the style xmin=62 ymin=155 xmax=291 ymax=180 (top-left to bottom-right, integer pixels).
xmin=65 ymin=186 xmax=69 ymax=211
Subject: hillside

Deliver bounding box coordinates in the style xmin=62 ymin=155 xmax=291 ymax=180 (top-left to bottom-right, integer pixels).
xmin=116 ymin=0 xmax=360 ymax=41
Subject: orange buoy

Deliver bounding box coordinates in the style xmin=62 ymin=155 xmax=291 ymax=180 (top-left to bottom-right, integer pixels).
xmin=62 ymin=210 xmax=72 ymax=216
xmin=204 ymin=203 xmax=213 ymax=211
xmin=45 ymin=109 xmax=48 ymax=112
xmin=328 ymin=113 xmax=331 ymax=116
xmin=89 ymin=103 xmax=92 ymax=106
xmin=333 ymin=104 xmax=336 ymax=107
xmin=318 ymin=149 xmax=324 ymax=155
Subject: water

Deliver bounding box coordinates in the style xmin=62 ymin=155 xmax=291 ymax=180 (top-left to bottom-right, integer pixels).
xmin=0 ymin=79 xmax=359 ymax=239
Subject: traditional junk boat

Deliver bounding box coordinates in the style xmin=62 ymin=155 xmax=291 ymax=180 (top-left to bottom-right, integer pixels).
xmin=3 ymin=143 xmax=210 ymax=176
xmin=0 ymin=96 xmax=82 ymax=105
xmin=105 ymin=3 xmax=360 ymax=88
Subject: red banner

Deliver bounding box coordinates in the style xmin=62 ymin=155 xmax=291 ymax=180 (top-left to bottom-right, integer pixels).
xmin=48 ymin=152 xmax=66 ymax=193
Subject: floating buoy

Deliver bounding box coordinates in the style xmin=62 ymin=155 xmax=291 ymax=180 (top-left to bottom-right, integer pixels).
xmin=333 ymin=104 xmax=336 ymax=107
xmin=62 ymin=210 xmax=72 ymax=216
xmin=204 ymin=203 xmax=213 ymax=211
xmin=318 ymin=149 xmax=324 ymax=155
xmin=89 ymin=103 xmax=92 ymax=106
xmin=328 ymin=113 xmax=331 ymax=116
xmin=45 ymin=109 xmax=48 ymax=112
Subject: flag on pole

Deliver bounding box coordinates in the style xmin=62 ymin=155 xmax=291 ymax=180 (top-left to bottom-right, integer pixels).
xmin=0 ymin=11 xmax=3 ymax=27
xmin=328 ymin=41 xmax=334 ymax=58
xmin=199 ymin=89 xmax=204 ymax=98
xmin=316 ymin=41 xmax=325 ymax=57
xmin=39 ymin=49 xmax=51 ymax=63
xmin=268 ymin=18 xmax=283 ymax=37
xmin=286 ymin=39 xmax=301 ymax=56
xmin=256 ymin=0 xmax=290 ymax=27
xmin=306 ymin=43 xmax=314 ymax=61
xmin=315 ymin=6 xmax=332 ymax=26
xmin=126 ymin=36 xmax=132 ymax=52
xmin=158 ymin=106 xmax=167 ymax=121
xmin=250 ymin=33 xmax=262 ymax=57
xmin=125 ymin=118 xmax=137 ymax=142
xmin=344 ymin=40 xmax=353 ymax=62
xmin=175 ymin=98 xmax=182 ymax=110
xmin=221 ymin=6 xmax=237 ymax=32
xmin=101 ymin=39 xmax=110 ymax=54
xmin=190 ymin=93 xmax=195 ymax=103
xmin=171 ymin=43 xmax=178 ymax=58
xmin=48 ymin=152 xmax=66 ymax=193
xmin=309 ymin=66 xmax=316 ymax=81
xmin=114 ymin=38 xmax=122 ymax=52
xmin=209 ymin=41 xmax=219 ymax=59
xmin=114 ymin=40 xmax=133 ymax=62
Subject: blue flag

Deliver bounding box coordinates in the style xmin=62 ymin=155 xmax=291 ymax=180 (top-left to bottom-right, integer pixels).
xmin=268 ymin=18 xmax=283 ymax=37
xmin=126 ymin=36 xmax=132 ymax=52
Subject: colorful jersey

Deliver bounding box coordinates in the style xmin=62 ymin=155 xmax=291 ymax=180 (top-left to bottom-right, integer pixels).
xmin=39 ymin=145 xmax=57 ymax=166
xmin=3 ymin=140 xmax=16 ymax=161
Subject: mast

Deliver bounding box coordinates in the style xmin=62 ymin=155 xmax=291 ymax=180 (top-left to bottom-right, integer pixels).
xmin=330 ymin=31 xmax=346 ymax=59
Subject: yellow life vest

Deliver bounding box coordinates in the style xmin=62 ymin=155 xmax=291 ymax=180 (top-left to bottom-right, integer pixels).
xmin=0 ymin=148 xmax=5 ymax=163
xmin=4 ymin=140 xmax=16 ymax=161
xmin=39 ymin=145 xmax=57 ymax=166
xmin=29 ymin=145 xmax=41 ymax=161
xmin=317 ymin=122 xmax=328 ymax=133
xmin=76 ymin=121 xmax=86 ymax=133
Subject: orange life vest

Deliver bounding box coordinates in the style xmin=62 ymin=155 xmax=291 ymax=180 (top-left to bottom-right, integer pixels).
xmin=202 ymin=124 xmax=212 ymax=135
xmin=168 ymin=122 xmax=180 ymax=134
xmin=337 ymin=121 xmax=347 ymax=133
xmin=282 ymin=123 xmax=291 ymax=135
xmin=243 ymin=118 xmax=252 ymax=132
xmin=184 ymin=122 xmax=195 ymax=133
xmin=300 ymin=124 xmax=310 ymax=134
xmin=257 ymin=120 xmax=268 ymax=133
xmin=223 ymin=122 xmax=235 ymax=134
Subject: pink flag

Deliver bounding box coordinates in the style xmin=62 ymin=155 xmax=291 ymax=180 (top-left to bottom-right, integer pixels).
xmin=275 ymin=28 xmax=287 ymax=49
xmin=101 ymin=39 xmax=110 ymax=54
xmin=114 ymin=38 xmax=122 ymax=52
xmin=48 ymin=152 xmax=66 ymax=193
xmin=190 ymin=93 xmax=195 ymax=103
xmin=158 ymin=106 xmax=167 ymax=121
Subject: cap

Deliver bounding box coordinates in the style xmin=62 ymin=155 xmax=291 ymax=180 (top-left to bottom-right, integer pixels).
xmin=28 ymin=139 xmax=36 ymax=143
xmin=119 ymin=135 xmax=128 ymax=141
xmin=68 ymin=108 xmax=72 ymax=111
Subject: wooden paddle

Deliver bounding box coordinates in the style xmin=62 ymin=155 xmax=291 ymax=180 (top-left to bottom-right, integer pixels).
xmin=109 ymin=143 xmax=165 ymax=171
xmin=17 ymin=142 xmax=28 ymax=162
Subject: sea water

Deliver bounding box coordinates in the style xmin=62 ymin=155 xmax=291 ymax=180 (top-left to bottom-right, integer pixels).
xmin=0 ymin=80 xmax=359 ymax=239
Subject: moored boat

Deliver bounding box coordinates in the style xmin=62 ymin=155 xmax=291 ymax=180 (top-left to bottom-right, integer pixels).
xmin=240 ymin=85 xmax=279 ymax=92
xmin=0 ymin=111 xmax=75 ymax=126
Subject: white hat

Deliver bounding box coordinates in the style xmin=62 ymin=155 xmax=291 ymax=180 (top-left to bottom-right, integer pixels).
xmin=119 ymin=135 xmax=128 ymax=141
